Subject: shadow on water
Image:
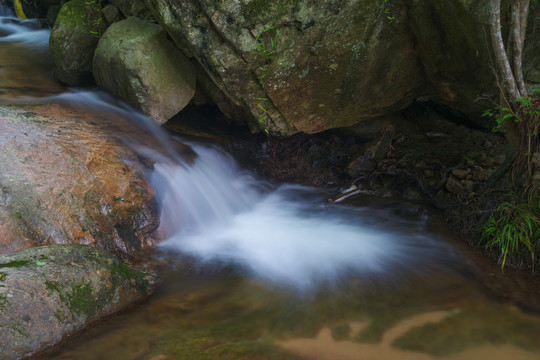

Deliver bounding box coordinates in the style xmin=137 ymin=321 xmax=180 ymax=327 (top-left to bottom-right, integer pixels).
xmin=1 ymin=7 xmax=540 ymax=360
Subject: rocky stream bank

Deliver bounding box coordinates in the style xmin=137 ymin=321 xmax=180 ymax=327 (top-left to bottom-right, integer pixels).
xmin=0 ymin=0 xmax=539 ymax=358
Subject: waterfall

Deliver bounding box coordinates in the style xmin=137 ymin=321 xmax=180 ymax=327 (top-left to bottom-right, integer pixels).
xmin=0 ymin=7 xmax=454 ymax=290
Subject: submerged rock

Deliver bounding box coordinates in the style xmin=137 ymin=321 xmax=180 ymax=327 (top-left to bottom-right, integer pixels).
xmin=0 ymin=244 xmax=158 ymax=359
xmin=0 ymin=102 xmax=158 ymax=258
xmin=93 ymin=17 xmax=196 ymax=125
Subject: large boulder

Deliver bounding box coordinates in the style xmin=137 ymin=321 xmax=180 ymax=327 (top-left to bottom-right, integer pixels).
xmin=0 ymin=244 xmax=158 ymax=359
xmin=49 ymin=0 xmax=105 ymax=85
xmin=142 ymin=0 xmax=538 ymax=135
xmin=0 ymin=101 xmax=158 ymax=258
xmin=93 ymin=17 xmax=196 ymax=125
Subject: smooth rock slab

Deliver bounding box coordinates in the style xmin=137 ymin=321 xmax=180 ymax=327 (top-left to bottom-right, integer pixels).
xmin=0 ymin=244 xmax=159 ymax=360
xmin=0 ymin=102 xmax=158 ymax=258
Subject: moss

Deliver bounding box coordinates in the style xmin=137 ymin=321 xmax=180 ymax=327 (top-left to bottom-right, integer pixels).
xmin=54 ymin=308 xmax=68 ymax=323
xmin=0 ymin=260 xmax=33 ymax=269
xmin=0 ymin=272 xmax=7 ymax=281
xmin=45 ymin=279 xmax=99 ymax=319
xmin=0 ymin=294 xmax=8 ymax=312
xmin=68 ymin=281 xmax=95 ymax=317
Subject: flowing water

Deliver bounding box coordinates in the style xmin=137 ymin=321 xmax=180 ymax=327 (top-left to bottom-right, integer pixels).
xmin=1 ymin=9 xmax=540 ymax=360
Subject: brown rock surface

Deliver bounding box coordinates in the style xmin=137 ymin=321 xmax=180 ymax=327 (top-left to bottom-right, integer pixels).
xmin=0 ymin=101 xmax=158 ymax=258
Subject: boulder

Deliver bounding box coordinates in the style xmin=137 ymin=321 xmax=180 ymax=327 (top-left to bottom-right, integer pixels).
xmin=142 ymin=0 xmax=538 ymax=135
xmin=0 ymin=244 xmax=158 ymax=359
xmin=93 ymin=17 xmax=196 ymax=125
xmin=110 ymin=0 xmax=151 ymax=19
xmin=0 ymin=102 xmax=158 ymax=258
xmin=49 ymin=0 xmax=105 ymax=85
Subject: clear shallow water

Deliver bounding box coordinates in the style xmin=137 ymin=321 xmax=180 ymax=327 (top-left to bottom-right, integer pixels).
xmin=1 ymin=9 xmax=539 ymax=360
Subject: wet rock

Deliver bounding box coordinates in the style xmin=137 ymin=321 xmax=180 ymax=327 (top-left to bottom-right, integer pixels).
xmin=49 ymin=0 xmax=105 ymax=85
xmin=348 ymin=125 xmax=394 ymax=176
xmin=143 ymin=0 xmax=538 ymax=134
xmin=103 ymin=4 xmax=121 ymax=25
xmin=451 ymin=168 xmax=469 ymax=179
xmin=45 ymin=4 xmax=61 ymax=27
xmin=446 ymin=176 xmax=465 ymax=194
xmin=0 ymin=103 xmax=158 ymax=258
xmin=111 ymin=0 xmax=150 ymax=18
xmin=0 ymin=244 xmax=158 ymax=360
xmin=93 ymin=17 xmax=196 ymax=125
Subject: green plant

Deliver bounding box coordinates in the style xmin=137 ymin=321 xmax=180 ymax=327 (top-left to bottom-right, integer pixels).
xmin=383 ymin=0 xmax=394 ymax=23
xmin=482 ymin=90 xmax=539 ymax=183
xmin=482 ymin=90 xmax=540 ymax=133
xmin=481 ymin=199 xmax=539 ymax=270
xmin=251 ymin=25 xmax=280 ymax=135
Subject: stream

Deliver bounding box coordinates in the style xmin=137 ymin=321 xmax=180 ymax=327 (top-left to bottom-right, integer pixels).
xmin=1 ymin=8 xmax=540 ymax=360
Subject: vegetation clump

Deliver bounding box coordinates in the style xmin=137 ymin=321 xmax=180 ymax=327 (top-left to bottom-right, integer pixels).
xmin=481 ymin=196 xmax=539 ymax=270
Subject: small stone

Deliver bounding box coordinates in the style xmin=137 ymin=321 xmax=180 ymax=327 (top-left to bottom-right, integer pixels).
xmin=493 ymin=154 xmax=506 ymax=165
xmin=451 ymin=168 xmax=469 ymax=179
xmin=446 ymin=176 xmax=465 ymax=194
xmin=415 ymin=160 xmax=426 ymax=169
xmin=103 ymin=4 xmax=121 ymax=24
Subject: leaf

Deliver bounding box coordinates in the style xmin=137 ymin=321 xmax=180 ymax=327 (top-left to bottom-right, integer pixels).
xmin=36 ymin=261 xmax=46 ymax=266
xmin=481 ymin=110 xmax=494 ymax=117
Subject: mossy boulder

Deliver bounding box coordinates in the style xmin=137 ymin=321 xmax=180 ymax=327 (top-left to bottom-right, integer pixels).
xmin=142 ymin=0 xmax=537 ymax=135
xmin=93 ymin=17 xmax=196 ymax=125
xmin=0 ymin=102 xmax=158 ymax=258
xmin=49 ymin=0 xmax=105 ymax=85
xmin=0 ymin=244 xmax=158 ymax=359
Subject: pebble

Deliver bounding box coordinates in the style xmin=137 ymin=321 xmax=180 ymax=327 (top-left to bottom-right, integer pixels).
xmin=446 ymin=176 xmax=465 ymax=194
xmin=451 ymin=168 xmax=469 ymax=179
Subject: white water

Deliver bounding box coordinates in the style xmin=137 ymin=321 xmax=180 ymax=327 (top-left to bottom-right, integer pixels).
xmin=0 ymin=11 xmax=455 ymax=290
xmin=0 ymin=8 xmax=49 ymax=48
xmin=153 ymin=139 xmax=451 ymax=290
xmin=14 ymin=88 xmax=454 ymax=290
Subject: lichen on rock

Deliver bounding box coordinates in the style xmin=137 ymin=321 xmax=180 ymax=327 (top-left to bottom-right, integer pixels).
xmin=0 ymin=244 xmax=159 ymax=360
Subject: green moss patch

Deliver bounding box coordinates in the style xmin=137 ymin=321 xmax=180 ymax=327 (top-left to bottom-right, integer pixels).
xmin=45 ymin=279 xmax=100 ymax=320
xmin=0 ymin=260 xmax=33 ymax=269
xmin=0 ymin=294 xmax=8 ymax=312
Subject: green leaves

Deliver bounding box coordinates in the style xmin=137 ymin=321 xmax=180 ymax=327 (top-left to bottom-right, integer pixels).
xmin=481 ymin=199 xmax=539 ymax=270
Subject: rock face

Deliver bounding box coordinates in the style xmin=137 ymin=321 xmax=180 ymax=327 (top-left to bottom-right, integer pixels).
xmin=0 ymin=102 xmax=158 ymax=258
xmin=0 ymin=244 xmax=158 ymax=359
xmin=93 ymin=17 xmax=196 ymax=125
xmin=49 ymin=0 xmax=104 ymax=85
xmin=141 ymin=0 xmax=538 ymax=135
